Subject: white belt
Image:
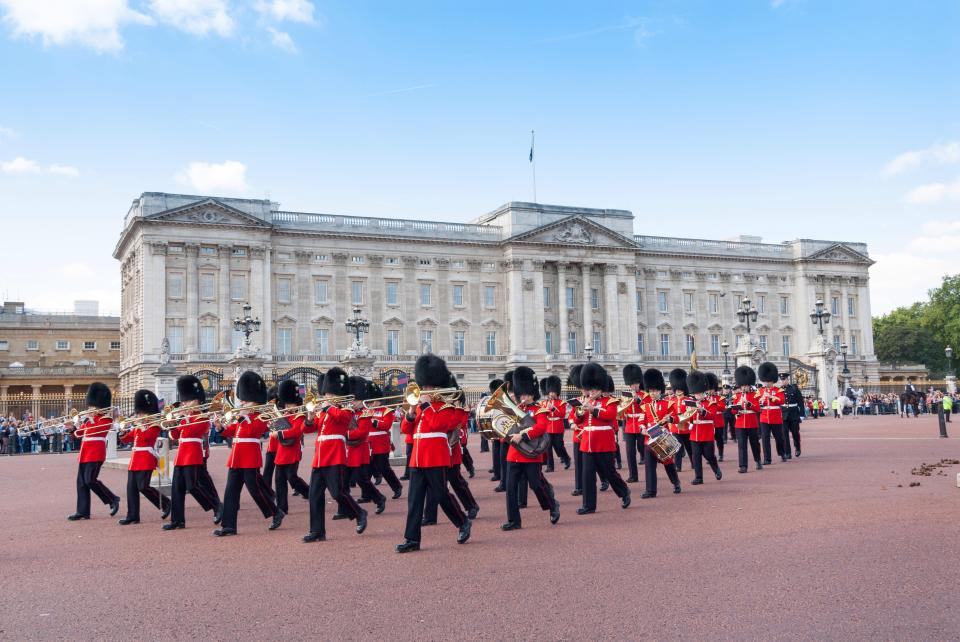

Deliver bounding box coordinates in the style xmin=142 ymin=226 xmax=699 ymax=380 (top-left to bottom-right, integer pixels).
xmin=739 ymin=410 xmax=756 ymax=414
xmin=179 ymin=437 xmax=203 ymax=444
xmin=132 ymin=447 xmax=155 ymax=452
xmin=414 ymin=432 xmax=448 ymax=439
xmin=785 ymin=404 xmax=798 ymax=407
xmin=233 ymin=438 xmax=261 ymax=444
xmin=83 ymin=437 xmax=107 ymax=442
xmin=582 ymin=426 xmax=613 ymax=432
xmin=368 ymin=431 xmax=389 ymax=437
xmin=318 ymin=434 xmax=346 ymax=442
xmin=761 ymin=406 xmax=781 ymax=410
xmin=693 ymin=420 xmax=714 ymax=424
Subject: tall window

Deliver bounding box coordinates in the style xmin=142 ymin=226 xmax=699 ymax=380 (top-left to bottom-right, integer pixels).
xmin=566 ymin=287 xmax=576 ymax=309
xmin=386 ymin=330 xmax=399 ymax=356
xmin=830 ymin=296 xmax=840 ymax=316
xmin=709 ymin=293 xmax=719 ymax=314
xmin=452 ymin=284 xmax=464 ymax=307
xmin=484 ymin=286 xmax=496 ymax=308
xmin=850 ymin=334 xmax=858 ymax=355
xmin=782 ymin=335 xmax=791 ymax=357
xmin=660 ymin=333 xmax=670 ymax=356
xmin=544 ymin=330 xmax=553 ymax=354
xmin=167 ymin=272 xmax=184 ymax=299
xmin=199 ymin=273 xmax=215 ymax=300
xmin=780 ymin=296 xmax=789 ymax=315
xmin=568 ymin=331 xmax=577 ymax=354
xmin=315 ymin=329 xmax=329 ymax=355
xmin=685 ymin=334 xmax=695 ymax=356
xmin=710 ymin=334 xmax=720 ymax=356
xmin=453 ymin=331 xmax=466 ymax=356
xmin=420 ymin=330 xmax=433 ymax=353
xmin=420 ymin=283 xmax=432 ymax=306
xmin=351 ymin=282 xmax=363 ymax=305
xmin=276 ymin=328 xmax=293 ymax=355
xmin=543 ymin=286 xmax=551 ymax=308
xmin=590 ymin=288 xmax=600 ymax=310
xmin=683 ymin=292 xmax=694 ymax=313
xmin=636 ymin=290 xmax=643 ymax=312
xmin=734 ymin=294 xmax=743 ymax=310
xmin=230 ymin=274 xmax=247 ymax=301
xmin=314 ymin=280 xmax=329 ymax=304
xmin=657 ymin=291 xmax=668 ymax=312
xmin=833 ymin=334 xmax=841 ymax=352
xmin=277 ymin=278 xmax=292 ymax=304
xmin=592 ymin=331 xmax=602 ymax=354
xmin=168 ymin=326 xmax=183 ymax=353
xmin=385 ymin=282 xmax=399 ymax=306
xmin=199 ymin=326 xmax=216 ymax=353
xmin=637 ymin=333 xmax=645 ymax=355
xmin=231 ymin=329 xmax=243 ymax=352
xmin=758 ymin=335 xmax=768 ymax=351
xmin=848 ymin=296 xmax=857 ymax=317
xmin=757 ymin=295 xmax=766 ymax=314
xmin=736 ymin=334 xmax=745 ymax=349
xmin=485 ymin=332 xmax=497 ymax=356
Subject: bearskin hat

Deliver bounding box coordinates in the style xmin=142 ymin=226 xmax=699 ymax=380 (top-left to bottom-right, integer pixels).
xmin=580 ymin=362 xmax=606 ymax=391
xmin=541 ymin=375 xmax=562 ymax=396
xmin=237 ymin=371 xmax=267 ymax=404
xmin=176 ymin=375 xmax=205 ymax=405
xmin=734 ymin=365 xmax=756 ymax=387
xmin=348 ymin=376 xmax=369 ymax=401
xmin=503 ymin=369 xmax=515 ymax=392
xmin=316 ymin=373 xmax=325 ymax=394
xmin=489 ymin=378 xmax=504 ymax=394
xmin=758 ymin=361 xmax=779 ymax=384
xmin=669 ymin=368 xmax=688 ymax=395
xmin=687 ymin=370 xmax=709 ymax=395
xmin=623 ymin=364 xmax=644 ymax=386
xmin=603 ymin=371 xmax=616 ymax=394
xmin=277 ymin=379 xmax=301 ymax=408
xmin=643 ymin=368 xmax=666 ymax=394
xmin=567 ymin=364 xmax=583 ymax=389
xmin=512 ymin=366 xmax=540 ymax=400
xmin=415 ymin=354 xmax=451 ymax=389
xmin=322 ymin=367 xmax=349 ymax=396
xmin=134 ymin=389 xmax=159 ymax=415
xmin=85 ymin=382 xmax=112 ymax=409
xmin=705 ymin=372 xmax=720 ymax=392
xmin=266 ymin=385 xmax=279 ymax=404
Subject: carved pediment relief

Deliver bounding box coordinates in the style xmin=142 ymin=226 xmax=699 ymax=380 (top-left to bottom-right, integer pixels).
xmin=311 ymin=315 xmax=335 ymax=324
xmin=382 ymin=315 xmax=404 ymax=326
xmin=804 ymin=243 xmax=873 ymax=266
xmin=148 ymin=199 xmax=271 ymax=228
xmin=506 ymin=215 xmax=638 ymax=249
xmin=449 ymin=316 xmax=472 ymax=328
xmin=416 ymin=316 xmax=439 ymax=327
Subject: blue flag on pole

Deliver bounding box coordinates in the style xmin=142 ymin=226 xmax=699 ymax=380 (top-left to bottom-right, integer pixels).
xmin=529 ymin=130 xmax=535 ymax=162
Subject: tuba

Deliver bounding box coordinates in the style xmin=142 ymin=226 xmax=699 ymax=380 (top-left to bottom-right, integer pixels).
xmin=475 ymin=384 xmax=549 ymax=459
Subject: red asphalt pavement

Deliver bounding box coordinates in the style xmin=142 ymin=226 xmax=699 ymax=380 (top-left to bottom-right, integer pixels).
xmin=1 ymin=415 xmax=959 ymax=641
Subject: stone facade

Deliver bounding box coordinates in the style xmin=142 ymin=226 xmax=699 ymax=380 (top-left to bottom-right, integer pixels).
xmin=113 ymin=193 xmax=878 ymax=393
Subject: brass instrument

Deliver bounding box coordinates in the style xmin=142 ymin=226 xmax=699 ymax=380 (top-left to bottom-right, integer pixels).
xmin=615 ymin=392 xmax=639 ymax=420
xmin=162 ymin=391 xmax=233 ymax=426
xmin=475 ymin=383 xmax=548 ymax=459
xmin=263 ymin=392 xmax=319 ymax=426
xmin=20 ymin=406 xmax=119 ymax=435
xmin=362 ymin=383 xmax=461 ymax=411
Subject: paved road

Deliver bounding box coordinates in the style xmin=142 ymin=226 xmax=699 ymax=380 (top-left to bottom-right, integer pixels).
xmin=1 ymin=415 xmax=958 ymax=641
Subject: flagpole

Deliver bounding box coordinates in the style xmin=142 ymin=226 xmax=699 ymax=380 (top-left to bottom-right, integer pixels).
xmin=530 ymin=129 xmax=537 ymax=203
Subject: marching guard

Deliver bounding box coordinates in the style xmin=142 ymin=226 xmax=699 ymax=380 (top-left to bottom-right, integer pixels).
xmin=780 ymin=372 xmax=803 ymax=458
xmin=687 ymin=371 xmax=723 ymax=485
xmin=67 ymin=382 xmax=121 ymax=521
xmin=487 ymin=378 xmax=504 ymax=483
xmin=542 ymin=376 xmax=571 ymax=473
xmin=640 ymin=369 xmax=682 ymax=498
xmin=118 ymin=389 xmax=171 ymax=524
xmin=756 ymin=362 xmax=787 ymax=465
xmin=707 ymin=374 xmax=727 ymax=462
xmin=366 ymin=383 xmax=403 ymax=499
xmin=621 ymin=364 xmax=648 ymax=483
xmin=346 ymin=377 xmax=387 ymax=515
xmin=270 ymin=379 xmax=312 ymax=514
xmin=668 ymin=369 xmax=694 ymax=471
xmin=424 ymin=376 xmax=479 ymax=523
xmin=567 ymin=365 xmax=585 ymax=497
xmin=732 ymin=366 xmax=763 ymax=473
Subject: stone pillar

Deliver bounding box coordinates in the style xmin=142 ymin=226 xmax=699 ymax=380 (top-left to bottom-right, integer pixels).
xmin=581 ymin=263 xmax=593 ymax=352
xmin=367 ymin=255 xmax=385 ymax=351
xmin=624 ymin=265 xmax=639 ymax=357
xmin=31 ymin=385 xmax=41 ymax=420
xmin=218 ymin=245 xmax=232 ymax=353
xmin=295 ymin=251 xmax=312 ymax=354
xmin=146 ymin=242 xmax=167 ymax=362
xmin=185 ymin=243 xmax=199 ymax=356
xmin=64 ymin=385 xmax=74 ymax=413
xmin=809 ymin=335 xmax=839 ymax=405
xmin=506 ymin=259 xmax=524 ymax=358
xmin=402 ymin=256 xmax=418 ymax=354
xmin=858 ymin=277 xmax=875 ymax=356
xmin=840 ymin=281 xmax=850 ymax=348
xmin=251 ymin=246 xmax=272 ymax=357
xmin=557 ymin=262 xmax=570 ymax=354
xmin=531 ymin=260 xmax=546 ymax=357
xmin=603 ymin=264 xmax=619 ymax=356
xmin=435 ymin=258 xmax=451 ymax=353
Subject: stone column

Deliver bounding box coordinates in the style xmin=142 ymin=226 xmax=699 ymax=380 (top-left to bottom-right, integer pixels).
xmin=840 ymin=280 xmax=850 ymax=347
xmin=603 ymin=264 xmax=619 ymax=356
xmin=402 ymin=256 xmax=418 ymax=354
xmin=295 ymin=251 xmax=313 ymax=354
xmin=63 ymin=385 xmax=74 ymax=413
xmin=505 ymin=259 xmax=524 ymax=358
xmin=435 ymin=258 xmax=451 ymax=353
xmin=185 ymin=243 xmax=199 ymax=356
xmin=218 ymin=245 xmax=232 ymax=353
xmin=145 ymin=242 xmax=167 ymax=362
xmin=249 ymin=246 xmax=271 ymax=356
xmin=858 ymin=277 xmax=874 ymax=356
xmin=557 ymin=262 xmax=570 ymax=354
xmin=332 ymin=252 xmax=349 ymax=355
xmin=624 ymin=265 xmax=639 ymax=356
xmin=531 ymin=260 xmax=546 ymax=357
xmin=581 ymin=263 xmax=593 ymax=353
xmin=31 ymin=384 xmax=41 ymax=420
xmin=367 ymin=255 xmax=385 ymax=352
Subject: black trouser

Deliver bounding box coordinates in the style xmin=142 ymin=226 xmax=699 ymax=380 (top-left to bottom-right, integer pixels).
xmin=402 ymin=443 xmax=413 ymax=478
xmin=643 ymin=444 xmax=680 ymax=495
xmin=546 ymin=432 xmax=571 ymax=470
xmin=736 ymin=428 xmax=761 ymax=469
xmin=675 ymin=433 xmax=692 ymax=470
xmin=220 ymin=468 xmax=277 ymax=531
xmin=714 ymin=426 xmax=725 ymax=459
xmin=614 ymin=438 xmax=623 ymax=468
xmin=480 ymin=435 xmax=489 ymax=453
xmin=309 ymin=465 xmax=361 ymax=536
xmin=125 ymin=469 xmax=169 ymax=521
xmin=782 ymin=418 xmax=801 ymax=457
xmin=371 ymin=452 xmax=402 ymax=494
xmin=170 ymin=464 xmax=217 ymax=524
xmin=505 ymin=461 xmax=555 ymax=525
xmin=262 ymin=451 xmax=276 ymax=492
xmin=425 ymin=464 xmax=477 ymax=522
xmin=573 ymin=441 xmax=583 ymax=491
xmin=352 ymin=463 xmax=385 ymax=504
xmin=760 ymin=422 xmax=786 ymax=463
xmin=691 ymin=441 xmax=720 ymax=482
xmin=581 ymin=451 xmax=628 ymax=511
xmin=461 ymin=447 xmax=475 ymax=477
xmin=197 ymin=459 xmax=221 ymax=508
xmin=403 ymin=467 xmax=466 ymax=543
xmin=274 ymin=462 xmax=310 ymax=513
xmin=726 ymin=414 xmax=736 ymax=441
xmin=75 ymin=461 xmax=117 ymax=517
xmin=491 ymin=440 xmax=502 ymax=479
xmin=624 ymin=432 xmax=643 ymax=480
xmin=499 ymin=441 xmax=509 ymax=485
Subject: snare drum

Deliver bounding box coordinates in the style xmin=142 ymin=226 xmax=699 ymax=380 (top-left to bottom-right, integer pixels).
xmin=646 ymin=424 xmax=681 ymax=462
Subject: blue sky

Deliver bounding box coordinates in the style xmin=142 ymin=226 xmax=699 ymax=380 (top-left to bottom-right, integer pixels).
xmin=1 ymin=0 xmax=958 ymax=316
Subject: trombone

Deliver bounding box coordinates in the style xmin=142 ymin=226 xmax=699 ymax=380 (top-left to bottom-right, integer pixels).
xmin=361 ymin=382 xmax=462 ymax=411
xmin=19 ymin=406 xmax=120 ymax=435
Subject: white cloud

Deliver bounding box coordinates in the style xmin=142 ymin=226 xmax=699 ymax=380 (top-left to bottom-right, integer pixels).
xmin=148 ymin=0 xmax=234 ymax=37
xmin=884 ymin=140 xmax=960 ymax=176
xmin=903 ymin=176 xmax=960 ymax=204
xmin=175 ymin=160 xmax=249 ymax=194
xmin=254 ymin=0 xmax=315 ymax=24
xmin=0 ymin=156 xmax=79 ymax=176
xmin=0 ymin=0 xmax=152 ymax=52
xmin=871 ymin=219 xmax=960 ymax=314
xmin=267 ymin=26 xmax=296 ymax=52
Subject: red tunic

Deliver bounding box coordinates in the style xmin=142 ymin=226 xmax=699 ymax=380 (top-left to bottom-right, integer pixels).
xmin=733 ymin=391 xmax=760 ymax=429
xmin=368 ymin=408 xmax=394 ymax=455
xmin=346 ymin=411 xmax=372 ymax=467
xmin=757 ymin=386 xmax=785 ymax=424
xmin=220 ymin=413 xmax=267 ymax=469
xmin=169 ymin=413 xmax=208 ymax=466
xmin=623 ymin=392 xmax=651 ymax=434
xmin=577 ymin=396 xmax=618 ymax=453
xmin=669 ymin=394 xmax=694 ymax=435
xmin=120 ymin=424 xmax=161 ymax=471
xmin=402 ymin=400 xmax=460 ymax=468
xmin=690 ymin=397 xmax=720 ymax=442
xmin=305 ymin=405 xmax=351 ymax=468
xmin=75 ymin=414 xmax=113 ymax=464
xmin=712 ymin=394 xmax=727 ymax=428
xmin=546 ymin=398 xmax=566 ymax=434
xmin=567 ymin=399 xmax=584 ymax=444
xmin=507 ymin=402 xmax=550 ymax=463
xmin=274 ymin=415 xmax=313 ymax=466
xmin=449 ymin=407 xmax=469 ymax=466
xmin=266 ymin=432 xmax=279 ymax=454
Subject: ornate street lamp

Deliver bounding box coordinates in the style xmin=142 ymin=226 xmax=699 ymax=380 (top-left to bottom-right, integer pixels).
xmin=345 ymin=307 xmax=370 ymax=346
xmin=840 ymin=342 xmax=849 ymax=376
xmin=810 ymin=298 xmax=831 ymax=335
xmin=721 ymin=339 xmax=730 ymax=375
xmin=232 ymin=303 xmax=261 ymax=353
xmin=946 ymin=345 xmax=954 ymax=377
xmin=584 ymin=343 xmax=594 ymax=362
xmin=736 ymin=297 xmax=759 ymax=335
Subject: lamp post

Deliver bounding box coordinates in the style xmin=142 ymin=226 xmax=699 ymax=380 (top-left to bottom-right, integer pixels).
xmin=810 ymin=298 xmax=831 ymax=335
xmin=345 ymin=307 xmax=370 ymax=347
xmin=584 ymin=343 xmax=594 ymax=362
xmin=736 ymin=297 xmax=759 ymax=336
xmin=721 ymin=340 xmax=730 ymax=375
xmin=232 ymin=303 xmax=262 ymax=353
xmin=946 ymin=345 xmax=954 ymax=377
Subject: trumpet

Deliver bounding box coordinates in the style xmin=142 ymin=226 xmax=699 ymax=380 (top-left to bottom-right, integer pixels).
xmin=161 ymin=391 xmax=233 ymax=426
xmin=363 ymin=383 xmax=462 ymax=411
xmin=20 ymin=406 xmax=120 ymax=435
xmin=261 ymin=392 xmax=319 ymax=422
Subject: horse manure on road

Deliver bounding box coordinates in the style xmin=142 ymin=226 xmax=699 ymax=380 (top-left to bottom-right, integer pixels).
xmin=911 ymin=459 xmax=960 ymax=476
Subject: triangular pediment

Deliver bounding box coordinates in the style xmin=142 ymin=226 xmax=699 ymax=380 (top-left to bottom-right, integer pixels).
xmin=148 ymin=199 xmax=271 ymax=228
xmin=803 ymin=243 xmax=873 ymax=265
xmin=506 ymin=215 xmax=638 ymax=249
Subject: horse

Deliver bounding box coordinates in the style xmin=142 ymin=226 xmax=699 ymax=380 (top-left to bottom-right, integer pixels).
xmin=900 ymin=391 xmax=921 ymax=418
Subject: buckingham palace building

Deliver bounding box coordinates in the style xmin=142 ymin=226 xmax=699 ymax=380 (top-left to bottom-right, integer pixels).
xmin=113 ymin=192 xmax=878 ymax=394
